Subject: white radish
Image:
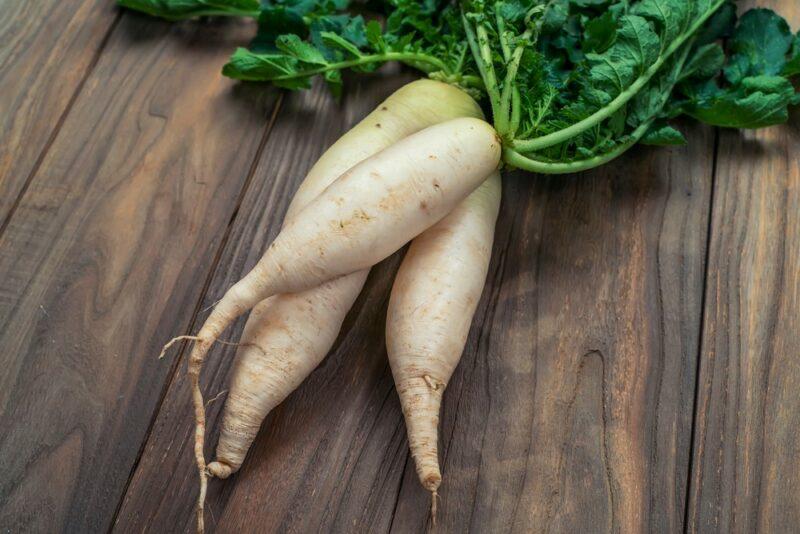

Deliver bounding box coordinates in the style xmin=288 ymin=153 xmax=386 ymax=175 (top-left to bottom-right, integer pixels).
xmin=183 ymin=115 xmax=500 ymax=531
xmin=206 ymin=80 xmax=483 ymax=480
xmin=386 ymin=171 xmax=502 ymax=519
xmin=190 ymin=117 xmax=500 ymax=347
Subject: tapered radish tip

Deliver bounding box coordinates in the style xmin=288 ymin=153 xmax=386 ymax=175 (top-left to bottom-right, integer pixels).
xmin=423 ymin=472 xmax=441 ymax=491
xmin=207 ymin=460 xmax=233 ymax=479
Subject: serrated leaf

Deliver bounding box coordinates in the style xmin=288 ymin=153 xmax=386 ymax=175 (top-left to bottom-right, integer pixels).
xmin=641 ymin=124 xmax=686 ymax=145
xmin=585 ymin=15 xmax=660 ymax=99
xmin=276 ymin=34 xmax=328 ymax=65
xmin=222 ymin=48 xmax=298 ymax=81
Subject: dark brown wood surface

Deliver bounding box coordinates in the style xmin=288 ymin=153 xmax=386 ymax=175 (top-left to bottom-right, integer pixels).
xmin=0 ymin=0 xmax=118 ymax=225
xmin=686 ymin=4 xmax=800 ymax=533
xmin=0 ymin=11 xmax=277 ymax=533
xmin=0 ymin=1 xmax=798 ymax=533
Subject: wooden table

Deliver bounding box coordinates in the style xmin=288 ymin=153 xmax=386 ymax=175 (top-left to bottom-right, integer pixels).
xmin=1 ymin=1 xmax=798 ymax=532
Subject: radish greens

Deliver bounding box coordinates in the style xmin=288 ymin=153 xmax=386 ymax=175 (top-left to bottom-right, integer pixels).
xmin=119 ymin=0 xmax=800 ymax=173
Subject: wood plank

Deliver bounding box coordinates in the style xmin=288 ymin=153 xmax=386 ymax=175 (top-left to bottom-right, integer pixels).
xmin=0 ymin=0 xmax=119 ymax=224
xmin=113 ymin=71 xmax=419 ymax=534
xmin=388 ymin=125 xmax=715 ymax=533
xmin=115 ymin=91 xmax=715 ymax=532
xmin=687 ymin=2 xmax=800 ymax=531
xmin=0 ymin=13 xmax=278 ymax=533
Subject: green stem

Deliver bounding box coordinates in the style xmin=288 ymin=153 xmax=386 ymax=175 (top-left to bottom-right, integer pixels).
xmin=504 ymin=119 xmax=654 ymax=174
xmin=232 ymin=51 xmax=449 ymax=82
xmin=495 ymin=7 xmax=512 ymax=61
xmin=511 ymin=0 xmax=726 ymax=152
xmin=461 ymin=13 xmax=503 ymax=121
xmin=462 ymin=15 xmax=490 ymax=83
xmin=497 ymin=28 xmax=533 ymax=135
xmin=476 ymin=24 xmax=504 ymax=124
xmin=509 ymin=87 xmax=521 ymax=135
xmin=461 ymin=75 xmax=486 ymax=90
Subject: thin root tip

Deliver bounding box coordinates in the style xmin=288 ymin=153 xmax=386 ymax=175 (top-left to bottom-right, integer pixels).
xmin=158 ymin=335 xmax=202 ymax=360
xmin=430 ymin=490 xmax=438 ymax=526
xmin=207 ymin=460 xmax=234 ymax=479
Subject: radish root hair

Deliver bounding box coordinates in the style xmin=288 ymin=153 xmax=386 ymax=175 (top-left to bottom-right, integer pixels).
xmin=158 ymin=335 xmax=202 ymax=360
xmin=431 ymin=490 xmax=438 ymax=526
xmin=157 ymin=335 xmax=267 ymax=532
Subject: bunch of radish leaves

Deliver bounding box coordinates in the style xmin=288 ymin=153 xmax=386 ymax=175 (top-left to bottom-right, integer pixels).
xmin=119 ymin=0 xmax=800 ymax=173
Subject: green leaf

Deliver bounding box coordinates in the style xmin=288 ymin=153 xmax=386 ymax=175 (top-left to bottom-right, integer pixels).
xmin=783 ymin=32 xmax=800 ymax=76
xmin=631 ymin=0 xmax=692 ymax=47
xmin=541 ymin=1 xmax=570 ymax=35
xmin=222 ymin=47 xmax=298 ymax=81
xmin=641 ymin=123 xmax=687 ymax=145
xmin=276 ymin=34 xmax=328 ymax=65
xmin=724 ymin=9 xmax=794 ymax=85
xmin=584 ymin=15 xmax=661 ymax=104
xmin=203 ymin=0 xmax=800 ymax=174
xmin=686 ymin=75 xmax=796 ymax=128
xmin=496 ymin=1 xmax=528 ymax=23
xmin=571 ymin=0 xmax=612 ymax=8
xmin=117 ymin=0 xmax=259 ymax=20
xmin=584 ymin=11 xmax=617 ymax=53
xmin=366 ymin=20 xmax=385 ymax=51
xmin=681 ymin=43 xmax=725 ymax=80
xmin=694 ymin=1 xmax=736 ymax=45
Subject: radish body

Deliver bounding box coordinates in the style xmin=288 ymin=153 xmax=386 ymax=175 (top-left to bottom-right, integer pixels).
xmin=207 ymin=81 xmax=482 ymax=478
xmin=188 ymin=117 xmax=500 ymax=361
xmin=184 ymin=107 xmax=499 ymax=534
xmin=386 ymin=171 xmax=501 ymax=508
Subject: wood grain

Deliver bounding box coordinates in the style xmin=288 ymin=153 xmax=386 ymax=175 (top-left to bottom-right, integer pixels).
xmin=687 ymin=3 xmax=800 ymax=531
xmin=0 ymin=13 xmax=277 ymax=533
xmin=0 ymin=0 xmax=119 ymax=225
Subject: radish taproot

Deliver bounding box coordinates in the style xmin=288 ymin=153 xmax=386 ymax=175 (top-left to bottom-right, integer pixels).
xmin=182 ymin=115 xmax=500 ymax=531
xmin=206 ymin=80 xmax=483 ymax=480
xmin=387 ymin=171 xmax=501 ymax=518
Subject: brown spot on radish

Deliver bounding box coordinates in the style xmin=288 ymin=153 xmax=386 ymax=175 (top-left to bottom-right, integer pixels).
xmin=381 ymin=106 xmax=388 ymax=111
xmin=375 ymin=123 xmax=381 ymax=128
xmin=420 ymin=201 xmax=428 ymax=210
xmin=428 ymin=155 xmax=437 ymax=160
